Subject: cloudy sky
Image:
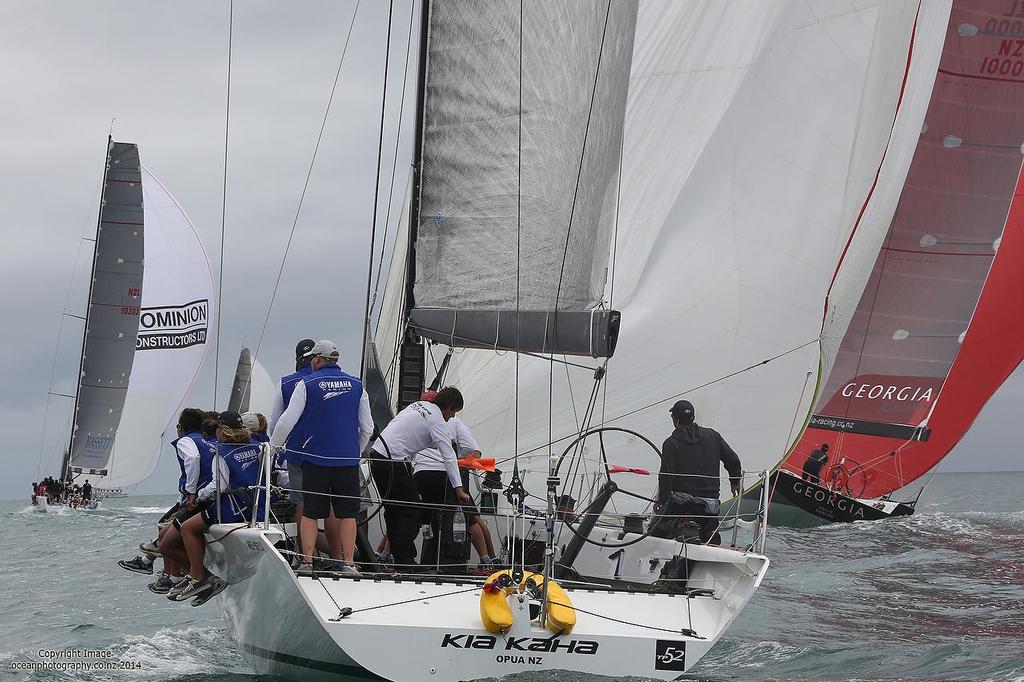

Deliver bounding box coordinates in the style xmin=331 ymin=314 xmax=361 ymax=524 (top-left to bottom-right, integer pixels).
xmin=1 ymin=0 xmax=1020 ymax=501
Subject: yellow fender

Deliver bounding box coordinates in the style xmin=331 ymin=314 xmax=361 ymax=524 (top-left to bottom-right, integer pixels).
xmin=523 ymin=572 xmax=576 ymax=635
xmin=480 ymin=569 xmax=516 ymax=634
xmin=479 ymin=569 xmax=576 ymax=636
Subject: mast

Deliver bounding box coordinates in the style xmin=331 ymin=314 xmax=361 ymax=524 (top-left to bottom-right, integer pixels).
xmin=62 ymin=136 xmax=113 ymax=481
xmin=394 ymin=0 xmax=430 ymax=410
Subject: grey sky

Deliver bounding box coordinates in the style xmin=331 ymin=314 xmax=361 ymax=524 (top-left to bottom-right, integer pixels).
xmin=0 ymin=1 xmax=1019 ymax=501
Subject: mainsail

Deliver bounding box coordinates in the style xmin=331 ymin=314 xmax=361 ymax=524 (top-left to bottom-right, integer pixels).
xmin=406 ymin=1 xmax=636 ymax=357
xmin=79 ymin=166 xmax=215 ymax=488
xmin=377 ymin=0 xmax=936 ymax=498
xmin=66 ymin=139 xmax=145 ymax=476
xmin=228 ymin=347 xmax=275 ymax=415
xmin=782 ymin=0 xmax=1024 ymax=499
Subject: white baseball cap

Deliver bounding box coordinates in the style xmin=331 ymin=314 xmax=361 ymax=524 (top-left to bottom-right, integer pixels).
xmin=241 ymin=412 xmax=260 ymax=430
xmin=303 ymin=339 xmax=339 ymax=360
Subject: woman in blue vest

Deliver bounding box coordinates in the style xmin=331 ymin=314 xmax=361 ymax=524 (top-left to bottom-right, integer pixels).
xmin=167 ymin=411 xmax=265 ymax=604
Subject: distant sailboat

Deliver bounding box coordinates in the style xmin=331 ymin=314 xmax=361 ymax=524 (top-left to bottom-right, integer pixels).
xmin=771 ymin=0 xmax=1024 ymax=527
xmin=50 ymin=138 xmax=214 ymax=502
xmin=226 ymin=346 xmax=275 ymax=415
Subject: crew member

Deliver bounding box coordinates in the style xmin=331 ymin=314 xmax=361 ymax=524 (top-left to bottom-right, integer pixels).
xmin=167 ymin=411 xmax=263 ymax=603
xmin=268 ymin=339 xmax=315 ymax=546
xmin=271 ymin=340 xmax=373 ymax=575
xmin=657 ymin=400 xmax=742 ymax=542
xmin=371 ymin=387 xmax=471 ymax=571
xmin=81 ymin=479 xmax=93 ymax=503
xmin=413 ymin=391 xmax=497 ymax=569
xmin=802 ymin=443 xmax=829 ymax=484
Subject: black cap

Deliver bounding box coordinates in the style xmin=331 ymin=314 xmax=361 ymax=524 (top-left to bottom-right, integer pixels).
xmin=821 ymin=443 xmax=829 ymax=450
xmin=295 ymin=339 xmax=315 ymax=359
xmin=217 ymin=410 xmax=244 ymax=429
xmin=669 ymin=400 xmax=695 ymax=424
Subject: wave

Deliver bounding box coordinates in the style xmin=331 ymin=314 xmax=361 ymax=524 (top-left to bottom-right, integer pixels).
xmin=98 ymin=626 xmax=247 ymax=680
xmin=124 ymin=506 xmax=170 ymax=515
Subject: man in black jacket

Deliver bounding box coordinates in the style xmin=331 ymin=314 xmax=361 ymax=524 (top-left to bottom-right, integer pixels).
xmin=655 ymin=400 xmax=742 ymax=543
xmin=801 ymin=443 xmax=829 ymax=484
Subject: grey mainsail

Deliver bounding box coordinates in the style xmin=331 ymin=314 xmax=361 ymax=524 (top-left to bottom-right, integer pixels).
xmin=408 ymin=0 xmax=637 ymax=358
xmin=228 ymin=347 xmax=255 ymax=414
xmin=67 ymin=139 xmax=145 ymax=476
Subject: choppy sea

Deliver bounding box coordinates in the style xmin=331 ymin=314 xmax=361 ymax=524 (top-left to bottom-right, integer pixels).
xmin=0 ymin=472 xmax=1021 ymax=682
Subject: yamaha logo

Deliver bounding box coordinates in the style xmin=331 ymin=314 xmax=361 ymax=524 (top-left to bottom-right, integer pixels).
xmin=319 ymin=381 xmax=328 ymax=389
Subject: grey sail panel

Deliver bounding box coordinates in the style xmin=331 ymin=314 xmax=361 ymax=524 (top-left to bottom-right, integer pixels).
xmin=228 ymin=347 xmax=254 ymax=414
xmin=69 ymin=141 xmax=144 ymax=474
xmin=412 ymin=0 xmax=637 ymax=348
xmin=409 ymin=308 xmax=619 ymax=359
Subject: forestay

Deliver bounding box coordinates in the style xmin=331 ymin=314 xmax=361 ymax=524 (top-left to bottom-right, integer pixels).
xmin=784 ymin=0 xmax=1024 ymax=498
xmin=97 ymin=167 xmax=215 ymax=488
xmin=397 ymin=0 xmax=936 ymax=501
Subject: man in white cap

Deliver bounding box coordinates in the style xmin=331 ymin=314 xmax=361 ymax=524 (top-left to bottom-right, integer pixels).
xmin=271 ymin=339 xmax=373 ymax=575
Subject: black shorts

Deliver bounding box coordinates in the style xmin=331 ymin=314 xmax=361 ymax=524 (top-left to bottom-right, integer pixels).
xmin=302 ymin=463 xmax=360 ymax=520
xmin=172 ymin=499 xmax=212 ymax=529
xmin=414 ymin=470 xmax=479 ymax=524
xmin=159 ymin=502 xmax=182 ymax=524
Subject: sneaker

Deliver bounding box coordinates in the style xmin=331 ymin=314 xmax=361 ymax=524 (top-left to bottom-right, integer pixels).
xmin=147 ymin=573 xmax=175 ymax=594
xmin=139 ymin=540 xmax=161 ymax=556
xmin=319 ymin=558 xmax=346 ymax=573
xmin=339 ymin=564 xmax=362 ymax=578
xmin=190 ymin=576 xmax=227 ymax=607
xmin=167 ymin=575 xmax=213 ymax=602
xmin=118 ymin=556 xmax=154 ymax=575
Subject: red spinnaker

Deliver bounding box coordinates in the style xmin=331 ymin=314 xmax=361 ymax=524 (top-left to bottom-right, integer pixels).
xmin=784 ymin=1 xmax=1024 ymax=498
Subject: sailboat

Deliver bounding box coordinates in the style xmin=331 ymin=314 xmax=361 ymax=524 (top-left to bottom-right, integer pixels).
xmin=226 ymin=346 xmax=275 ymax=415
xmin=769 ymin=0 xmax=1024 ymax=527
xmin=44 ymin=137 xmax=214 ymax=506
xmin=199 ymin=1 xmax=937 ymax=678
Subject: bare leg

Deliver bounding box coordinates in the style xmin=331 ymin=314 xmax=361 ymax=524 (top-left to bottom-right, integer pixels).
xmin=293 ymin=501 xmax=305 ymax=553
xmin=325 ymin=510 xmax=342 ymax=560
xmin=160 ymin=525 xmax=190 ymax=574
xmin=339 ymin=518 xmax=356 ymax=564
xmin=300 ymin=516 xmax=319 ymax=564
xmin=470 ymin=522 xmax=488 ymax=560
xmin=181 ymin=515 xmax=210 ymax=581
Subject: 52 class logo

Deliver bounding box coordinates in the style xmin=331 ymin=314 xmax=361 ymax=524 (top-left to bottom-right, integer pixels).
xmin=654 ymin=640 xmax=686 ymax=671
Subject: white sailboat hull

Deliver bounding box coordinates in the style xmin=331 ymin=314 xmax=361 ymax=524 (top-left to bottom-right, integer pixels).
xmin=34 ymin=497 xmax=49 ymax=513
xmin=207 ymin=524 xmax=767 ymax=681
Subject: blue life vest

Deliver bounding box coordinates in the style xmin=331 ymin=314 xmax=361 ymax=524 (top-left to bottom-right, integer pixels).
xmin=279 ymin=364 xmax=312 ymax=464
xmin=172 ymin=431 xmax=215 ymax=498
xmin=293 ymin=364 xmax=363 ymax=468
xmin=252 ymin=431 xmax=270 ymax=443
xmin=214 ymin=439 xmax=265 ymax=523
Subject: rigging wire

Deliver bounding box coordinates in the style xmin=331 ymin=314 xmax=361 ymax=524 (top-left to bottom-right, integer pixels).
xmin=360 ymin=0 xmax=396 ymax=380
xmin=497 ymin=337 xmax=822 ymax=464
xmin=250 ymin=0 xmax=362 ymax=365
xmin=214 ymin=0 xmax=234 ymax=408
xmin=369 ymin=0 xmax=418 ymax=317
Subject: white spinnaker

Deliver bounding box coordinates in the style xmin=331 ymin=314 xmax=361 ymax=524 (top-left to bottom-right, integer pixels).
xmin=248 ymin=354 xmax=276 ymax=417
xmin=100 ymin=167 xmax=215 ymax=488
xmin=409 ymin=1 xmax=943 ymax=500
xmin=820 ymin=0 xmax=951 ymax=375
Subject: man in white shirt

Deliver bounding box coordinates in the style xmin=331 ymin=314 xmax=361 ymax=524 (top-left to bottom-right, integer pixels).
xmin=413 ymin=397 xmax=497 ymax=569
xmin=370 ymin=386 xmax=470 ymax=570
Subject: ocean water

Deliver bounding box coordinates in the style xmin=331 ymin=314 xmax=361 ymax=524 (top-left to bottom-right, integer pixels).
xmin=0 ymin=472 xmax=1021 ymax=682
